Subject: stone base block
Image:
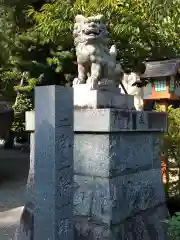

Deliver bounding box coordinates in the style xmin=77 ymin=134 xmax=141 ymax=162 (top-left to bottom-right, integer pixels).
xmin=74 ymin=169 xmax=165 ymax=225
xmin=74 ymin=204 xmax=168 ymax=240
xmin=73 ymin=84 xmax=134 ymax=109
xmin=74 ymin=133 xmax=161 ymax=178
xmin=25 ymin=109 xmax=167 ymax=132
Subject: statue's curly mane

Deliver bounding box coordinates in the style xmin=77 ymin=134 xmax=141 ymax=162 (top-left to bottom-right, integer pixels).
xmin=73 ymin=14 xmax=108 ymax=45
xmin=73 ymin=14 xmax=122 ymax=90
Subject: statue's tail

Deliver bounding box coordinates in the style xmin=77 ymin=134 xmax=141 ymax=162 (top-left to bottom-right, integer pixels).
xmin=109 ymin=45 xmax=117 ymax=61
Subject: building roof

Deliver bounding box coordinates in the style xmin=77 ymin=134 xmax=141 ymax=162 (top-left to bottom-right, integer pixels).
xmin=141 ymin=59 xmax=180 ymax=78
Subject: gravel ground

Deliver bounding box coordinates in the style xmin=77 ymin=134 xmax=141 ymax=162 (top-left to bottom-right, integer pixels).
xmin=0 ymin=147 xmax=29 ymax=240
xmin=0 ymin=180 xmax=26 ymax=240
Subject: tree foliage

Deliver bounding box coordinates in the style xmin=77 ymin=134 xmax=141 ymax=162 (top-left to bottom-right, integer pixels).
xmin=27 ymin=0 xmax=180 ymax=71
xmin=167 ymin=212 xmax=180 ymax=240
xmin=1 ymin=0 xmax=180 ymax=132
xmin=1 ymin=0 xmax=180 ymax=92
xmin=158 ymin=105 xmax=180 ymax=196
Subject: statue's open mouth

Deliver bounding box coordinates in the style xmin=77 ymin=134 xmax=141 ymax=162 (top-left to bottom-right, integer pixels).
xmin=85 ymin=28 xmax=100 ymax=36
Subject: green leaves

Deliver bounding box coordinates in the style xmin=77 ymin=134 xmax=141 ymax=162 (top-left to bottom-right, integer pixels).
xmin=28 ymin=0 xmax=74 ymax=44
xmin=20 ymin=0 xmax=180 ymax=74
xmin=12 ymin=93 xmax=33 ymax=132
xmin=160 ymin=106 xmax=180 ymax=161
xmin=156 ymin=105 xmax=180 ymax=196
xmin=1 ymin=0 xmax=180 ymax=93
xmin=168 ymin=212 xmax=180 ymax=239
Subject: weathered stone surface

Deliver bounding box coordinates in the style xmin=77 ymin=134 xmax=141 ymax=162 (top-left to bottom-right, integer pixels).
xmin=110 ymin=109 xmax=132 ymax=131
xmin=74 ymin=109 xmax=111 ymax=132
xmin=74 ymin=133 xmax=161 ymax=177
xmin=74 ymin=109 xmax=167 ymax=132
xmin=74 ymin=175 xmax=94 ymax=217
xmin=24 ymin=85 xmax=168 ymax=240
xmin=15 ymin=203 xmax=34 ymax=240
xmin=25 ymin=109 xmax=167 ymax=132
xmin=74 ymin=204 xmax=168 ymax=240
xmin=55 ymin=167 xmax=74 ymax=208
xmin=74 ymin=218 xmax=111 ymax=240
xmin=26 ymin=132 xmax=35 ymax=202
xmin=55 ymin=205 xmax=74 ymax=240
xmin=73 ymin=84 xmax=134 ymax=109
xmin=55 ymin=126 xmax=73 ymax=170
xmin=114 ymin=204 xmax=169 ymax=240
xmin=74 ymin=169 xmax=165 ymax=225
xmin=74 ymin=135 xmax=110 ymax=177
xmin=34 ymin=204 xmax=74 ymax=240
xmin=136 ymin=111 xmax=148 ymax=130
xmin=109 ymin=133 xmax=161 ymax=175
xmin=33 ymin=86 xmax=74 ymax=240
xmin=152 ymin=134 xmax=162 ymax=169
xmin=148 ymin=111 xmax=168 ymax=130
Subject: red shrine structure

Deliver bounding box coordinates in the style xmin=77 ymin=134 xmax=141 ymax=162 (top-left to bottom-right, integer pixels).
xmin=142 ymin=59 xmax=180 ymax=184
xmin=142 ymin=59 xmax=180 ymax=111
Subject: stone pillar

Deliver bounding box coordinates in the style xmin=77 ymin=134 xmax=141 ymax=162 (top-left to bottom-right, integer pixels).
xmin=15 ymin=111 xmax=35 ymax=240
xmin=24 ymin=86 xmax=74 ymax=240
xmin=25 ymin=111 xmax=35 ymax=202
xmin=73 ymin=86 xmax=168 ymax=239
xmin=16 ymin=111 xmax=36 ymax=240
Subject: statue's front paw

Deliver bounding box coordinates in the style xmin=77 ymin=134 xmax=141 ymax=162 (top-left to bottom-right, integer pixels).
xmin=73 ymin=78 xmax=80 ymax=86
xmin=73 ymin=78 xmax=86 ymax=86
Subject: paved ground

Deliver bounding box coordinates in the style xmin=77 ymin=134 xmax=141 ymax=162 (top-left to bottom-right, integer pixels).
xmin=0 ymin=180 xmax=26 ymax=239
xmin=0 ymin=148 xmax=29 ymax=239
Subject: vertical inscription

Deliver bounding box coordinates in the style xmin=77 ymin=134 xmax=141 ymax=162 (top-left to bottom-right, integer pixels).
xmin=56 ymin=167 xmax=73 ymax=208
xmin=58 ymin=219 xmax=71 ymax=236
xmin=112 ymin=110 xmax=130 ymax=130
xmin=136 ymin=112 xmax=148 ymax=130
xmin=56 ymin=111 xmax=73 ymax=169
xmin=139 ymin=112 xmax=145 ymax=125
xmin=55 ymin=110 xmax=73 ymax=239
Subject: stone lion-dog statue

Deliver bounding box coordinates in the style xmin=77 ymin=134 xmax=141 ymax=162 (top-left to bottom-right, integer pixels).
xmin=73 ymin=14 xmax=123 ymax=90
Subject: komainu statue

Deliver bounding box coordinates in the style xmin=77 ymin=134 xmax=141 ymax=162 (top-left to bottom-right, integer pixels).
xmin=73 ymin=14 xmax=123 ymax=90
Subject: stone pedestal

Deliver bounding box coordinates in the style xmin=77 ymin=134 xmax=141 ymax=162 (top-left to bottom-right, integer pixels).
xmin=73 ymin=108 xmax=168 ymax=239
xmin=73 ymin=84 xmax=135 ymax=109
xmin=24 ymin=85 xmax=168 ymax=240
